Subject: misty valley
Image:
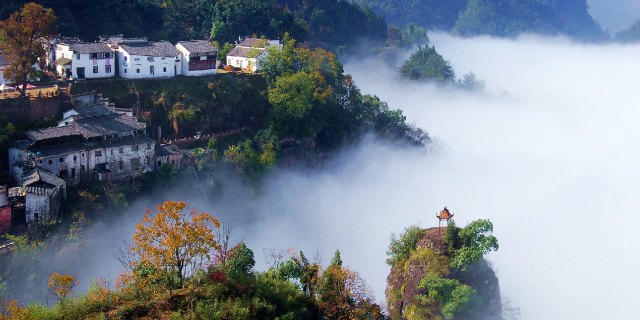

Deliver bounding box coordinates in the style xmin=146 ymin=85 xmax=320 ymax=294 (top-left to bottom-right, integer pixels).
xmin=1 ymin=1 xmax=639 ymax=319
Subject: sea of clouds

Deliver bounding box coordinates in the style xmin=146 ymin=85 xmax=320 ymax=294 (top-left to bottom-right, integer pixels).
xmin=10 ymin=33 xmax=640 ymax=320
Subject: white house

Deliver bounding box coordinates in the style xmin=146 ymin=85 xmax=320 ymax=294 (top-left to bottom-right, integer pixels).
xmin=9 ymin=93 xmax=155 ymax=186
xmin=175 ymin=40 xmax=218 ymax=76
xmin=21 ymin=168 xmax=66 ymax=222
xmin=55 ymin=40 xmax=115 ymax=80
xmin=226 ymin=37 xmax=281 ymax=72
xmin=104 ymin=37 xmax=181 ymax=79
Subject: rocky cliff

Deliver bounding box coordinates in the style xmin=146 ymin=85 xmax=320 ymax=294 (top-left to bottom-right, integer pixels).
xmin=386 ymin=227 xmax=501 ymax=320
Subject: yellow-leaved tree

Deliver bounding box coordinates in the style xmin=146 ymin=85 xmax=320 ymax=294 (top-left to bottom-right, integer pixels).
xmin=47 ymin=273 xmax=78 ymax=304
xmin=128 ymin=201 xmax=221 ymax=288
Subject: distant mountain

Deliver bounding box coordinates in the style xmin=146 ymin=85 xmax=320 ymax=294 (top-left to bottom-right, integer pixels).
xmin=353 ymin=0 xmax=468 ymax=30
xmin=357 ymin=0 xmax=609 ymax=40
xmin=616 ymin=20 xmax=640 ymax=42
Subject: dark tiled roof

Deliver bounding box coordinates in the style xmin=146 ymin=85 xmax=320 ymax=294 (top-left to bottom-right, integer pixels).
xmin=68 ymin=42 xmax=112 ymax=54
xmin=32 ymin=143 xmax=85 ymax=158
xmin=25 ymin=126 xmax=84 ymax=141
xmin=120 ymin=41 xmax=179 ymax=57
xmin=238 ymin=38 xmax=270 ymax=48
xmin=156 ymin=144 xmax=181 ymax=156
xmin=71 ymin=104 xmax=116 ymax=118
xmin=75 ymin=114 xmax=146 ymax=137
xmin=177 ymin=41 xmax=217 ymax=55
xmin=227 ymin=46 xmax=265 ymax=59
xmin=25 ymin=114 xmax=145 ymax=141
xmin=22 ymin=168 xmax=65 ymax=188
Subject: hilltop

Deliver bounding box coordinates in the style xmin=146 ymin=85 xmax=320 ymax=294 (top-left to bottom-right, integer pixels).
xmin=385 ymin=221 xmax=500 ymax=319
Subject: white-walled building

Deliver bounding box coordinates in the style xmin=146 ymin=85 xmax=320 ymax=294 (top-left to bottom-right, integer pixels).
xmin=55 ymin=40 xmax=115 ymax=80
xmin=226 ymin=37 xmax=281 ymax=72
xmin=176 ymin=40 xmax=218 ymax=76
xmin=103 ymin=37 xmax=181 ymax=79
xmin=9 ymin=93 xmax=155 ymax=186
xmin=21 ymin=168 xmax=65 ymax=222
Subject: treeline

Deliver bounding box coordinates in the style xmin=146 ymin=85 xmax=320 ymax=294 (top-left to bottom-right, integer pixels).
xmin=357 ymin=0 xmax=608 ymax=40
xmin=0 ymin=0 xmax=387 ymax=51
xmin=0 ymin=201 xmax=385 ymax=319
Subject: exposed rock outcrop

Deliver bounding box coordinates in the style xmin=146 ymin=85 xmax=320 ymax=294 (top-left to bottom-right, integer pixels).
xmin=386 ymin=227 xmax=501 ymax=319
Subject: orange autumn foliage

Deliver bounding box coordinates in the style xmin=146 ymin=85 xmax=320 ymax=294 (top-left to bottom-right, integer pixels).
xmin=0 ymin=300 xmax=30 ymax=320
xmin=130 ymin=201 xmax=221 ymax=286
xmin=48 ymin=273 xmax=78 ymax=303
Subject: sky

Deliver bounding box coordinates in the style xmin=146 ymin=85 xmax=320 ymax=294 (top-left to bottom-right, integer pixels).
xmin=587 ymin=0 xmax=639 ymax=33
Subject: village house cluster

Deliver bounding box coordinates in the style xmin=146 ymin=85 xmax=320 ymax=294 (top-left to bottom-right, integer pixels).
xmin=48 ymin=35 xmax=281 ymax=81
xmin=53 ymin=36 xmax=217 ymax=80
xmin=2 ymin=92 xmax=204 ymax=227
xmin=0 ymin=35 xmax=282 ymax=232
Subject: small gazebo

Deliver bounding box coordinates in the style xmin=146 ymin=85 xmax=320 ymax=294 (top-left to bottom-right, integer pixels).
xmin=436 ymin=207 xmax=454 ymax=228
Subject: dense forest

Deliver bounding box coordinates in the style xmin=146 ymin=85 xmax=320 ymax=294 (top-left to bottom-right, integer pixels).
xmin=0 ymin=0 xmax=387 ymax=52
xmin=357 ymin=0 xmax=608 ymax=40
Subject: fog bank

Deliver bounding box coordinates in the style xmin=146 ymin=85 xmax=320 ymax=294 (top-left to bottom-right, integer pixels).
xmin=341 ymin=32 xmax=640 ymax=319
xmin=8 ymin=33 xmax=640 ymax=320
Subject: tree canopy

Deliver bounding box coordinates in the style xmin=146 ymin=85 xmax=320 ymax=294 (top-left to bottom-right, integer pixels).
xmin=446 ymin=219 xmax=499 ymax=270
xmin=0 ymin=2 xmax=56 ymax=96
xmin=400 ymin=45 xmax=455 ymax=82
xmin=127 ymin=201 xmax=221 ymax=287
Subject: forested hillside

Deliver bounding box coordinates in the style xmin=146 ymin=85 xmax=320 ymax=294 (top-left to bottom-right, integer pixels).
xmin=0 ymin=0 xmax=386 ymax=51
xmin=357 ymin=0 xmax=608 ymax=40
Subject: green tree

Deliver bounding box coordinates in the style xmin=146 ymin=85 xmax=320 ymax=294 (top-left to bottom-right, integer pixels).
xmin=386 ymin=226 xmax=425 ymax=266
xmin=259 ymin=33 xmax=296 ymax=87
xmin=458 ymin=71 xmax=486 ymax=91
xmin=400 ymin=45 xmax=454 ymax=82
xmin=403 ymin=23 xmax=429 ymax=46
xmin=418 ymin=272 xmax=479 ymax=320
xmin=450 ymin=219 xmax=499 ymax=270
xmin=210 ymin=0 xmax=304 ymax=44
xmin=268 ymin=71 xmax=316 ymax=137
xmin=216 ymin=42 xmax=235 ymax=64
xmin=0 ymin=3 xmax=56 ymax=96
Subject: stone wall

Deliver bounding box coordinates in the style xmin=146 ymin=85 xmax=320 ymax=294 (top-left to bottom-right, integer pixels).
xmin=0 ymin=95 xmax=68 ymax=126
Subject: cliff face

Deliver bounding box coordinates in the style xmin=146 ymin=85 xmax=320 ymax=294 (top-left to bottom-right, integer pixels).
xmin=386 ymin=227 xmax=501 ymax=320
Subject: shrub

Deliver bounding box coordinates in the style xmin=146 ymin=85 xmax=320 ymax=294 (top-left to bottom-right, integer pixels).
xmin=386 ymin=226 xmax=425 ymax=266
xmin=449 ymin=219 xmax=498 ymax=270
xmin=418 ymin=272 xmax=478 ymax=320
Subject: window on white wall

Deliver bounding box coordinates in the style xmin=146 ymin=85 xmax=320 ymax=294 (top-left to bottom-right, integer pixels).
xmin=93 ymin=66 xmax=98 ymax=73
